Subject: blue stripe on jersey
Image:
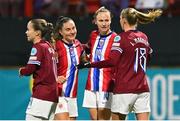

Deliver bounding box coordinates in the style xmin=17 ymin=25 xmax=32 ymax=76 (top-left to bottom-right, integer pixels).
xmin=93 ymin=37 xmax=106 ymax=91
xmin=93 ymin=68 xmax=99 ymax=91
xmin=65 ymin=47 xmax=77 ymax=97
xmin=65 ymin=65 xmax=75 ymax=97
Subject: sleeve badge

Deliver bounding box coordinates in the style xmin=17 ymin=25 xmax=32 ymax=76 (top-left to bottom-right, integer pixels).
xmin=30 ymin=48 xmax=37 ymax=56
xmin=114 ymin=35 xmax=121 ymax=42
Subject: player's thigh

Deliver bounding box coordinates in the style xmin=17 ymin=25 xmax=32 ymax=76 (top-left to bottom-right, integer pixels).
xmin=89 ymin=108 xmax=98 ymax=120
xmin=135 ymin=112 xmax=150 ymax=120
xmin=54 ymin=112 xmax=69 ymax=120
xmin=111 ymin=112 xmax=126 ymax=120
xmin=98 ymin=108 xmax=111 ymax=120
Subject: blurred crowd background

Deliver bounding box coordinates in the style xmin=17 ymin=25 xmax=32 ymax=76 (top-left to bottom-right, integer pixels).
xmin=0 ymin=0 xmax=180 ymax=67
xmin=0 ymin=0 xmax=180 ymax=19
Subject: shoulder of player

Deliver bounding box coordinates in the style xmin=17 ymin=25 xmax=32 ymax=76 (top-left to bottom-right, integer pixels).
xmin=74 ymin=39 xmax=83 ymax=47
xmin=33 ymin=41 xmax=52 ymax=52
xmin=55 ymin=39 xmax=63 ymax=45
xmin=89 ymin=30 xmax=99 ymax=43
xmin=74 ymin=39 xmax=81 ymax=44
xmin=140 ymin=32 xmax=148 ymax=40
xmin=90 ymin=30 xmax=100 ymax=37
xmin=107 ymin=32 xmax=117 ymax=40
xmin=91 ymin=30 xmax=98 ymax=34
xmin=112 ymin=34 xmax=123 ymax=43
xmin=55 ymin=39 xmax=65 ymax=49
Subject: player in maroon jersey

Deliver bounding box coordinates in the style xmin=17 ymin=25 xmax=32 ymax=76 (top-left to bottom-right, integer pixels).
xmin=19 ymin=19 xmax=58 ymax=120
xmin=77 ymin=8 xmax=162 ymax=120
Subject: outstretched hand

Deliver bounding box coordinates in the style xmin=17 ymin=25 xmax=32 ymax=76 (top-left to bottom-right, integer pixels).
xmin=76 ymin=62 xmax=91 ymax=69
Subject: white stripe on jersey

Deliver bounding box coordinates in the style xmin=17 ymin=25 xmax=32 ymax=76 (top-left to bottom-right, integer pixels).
xmin=29 ymin=56 xmax=37 ymax=60
xmin=111 ymin=47 xmax=123 ymax=53
xmin=112 ymin=43 xmax=120 ymax=47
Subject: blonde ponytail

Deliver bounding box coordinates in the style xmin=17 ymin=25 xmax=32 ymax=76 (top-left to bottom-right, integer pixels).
xmin=136 ymin=9 xmax=163 ymax=24
xmin=121 ymin=8 xmax=162 ymax=25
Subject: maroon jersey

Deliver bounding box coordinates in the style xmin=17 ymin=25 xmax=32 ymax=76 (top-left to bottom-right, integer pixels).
xmin=20 ymin=40 xmax=58 ymax=102
xmin=91 ymin=30 xmax=152 ymax=94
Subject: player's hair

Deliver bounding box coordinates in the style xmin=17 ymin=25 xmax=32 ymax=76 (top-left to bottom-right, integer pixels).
xmin=53 ymin=16 xmax=73 ymax=40
xmin=93 ymin=6 xmax=113 ymax=23
xmin=121 ymin=8 xmax=162 ymax=26
xmin=30 ymin=19 xmax=54 ymax=42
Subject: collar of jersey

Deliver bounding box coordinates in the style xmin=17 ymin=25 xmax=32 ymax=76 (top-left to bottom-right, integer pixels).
xmin=99 ymin=31 xmax=113 ymax=38
xmin=61 ymin=39 xmax=73 ymax=47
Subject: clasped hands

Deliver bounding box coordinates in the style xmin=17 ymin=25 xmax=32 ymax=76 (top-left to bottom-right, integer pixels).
xmin=56 ymin=62 xmax=91 ymax=84
xmin=56 ymin=76 xmax=67 ymax=84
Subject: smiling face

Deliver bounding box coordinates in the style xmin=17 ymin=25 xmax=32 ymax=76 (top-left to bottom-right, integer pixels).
xmin=95 ymin=11 xmax=111 ymax=35
xmin=59 ymin=20 xmax=77 ymax=43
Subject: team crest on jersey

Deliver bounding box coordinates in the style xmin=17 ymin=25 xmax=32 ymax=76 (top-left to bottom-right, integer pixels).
xmin=99 ymin=39 xmax=105 ymax=47
xmin=114 ymin=35 xmax=121 ymax=42
xmin=30 ymin=48 xmax=37 ymax=56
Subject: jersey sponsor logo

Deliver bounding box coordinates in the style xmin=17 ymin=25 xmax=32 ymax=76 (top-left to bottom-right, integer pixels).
xmin=99 ymin=39 xmax=105 ymax=47
xmin=114 ymin=35 xmax=121 ymax=42
xmin=30 ymin=48 xmax=37 ymax=56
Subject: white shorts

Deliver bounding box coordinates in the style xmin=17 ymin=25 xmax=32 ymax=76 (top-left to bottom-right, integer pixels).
xmin=55 ymin=97 xmax=78 ymax=117
xmin=111 ymin=92 xmax=151 ymax=115
xmin=26 ymin=97 xmax=57 ymax=119
xmin=83 ymin=90 xmax=112 ymax=109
